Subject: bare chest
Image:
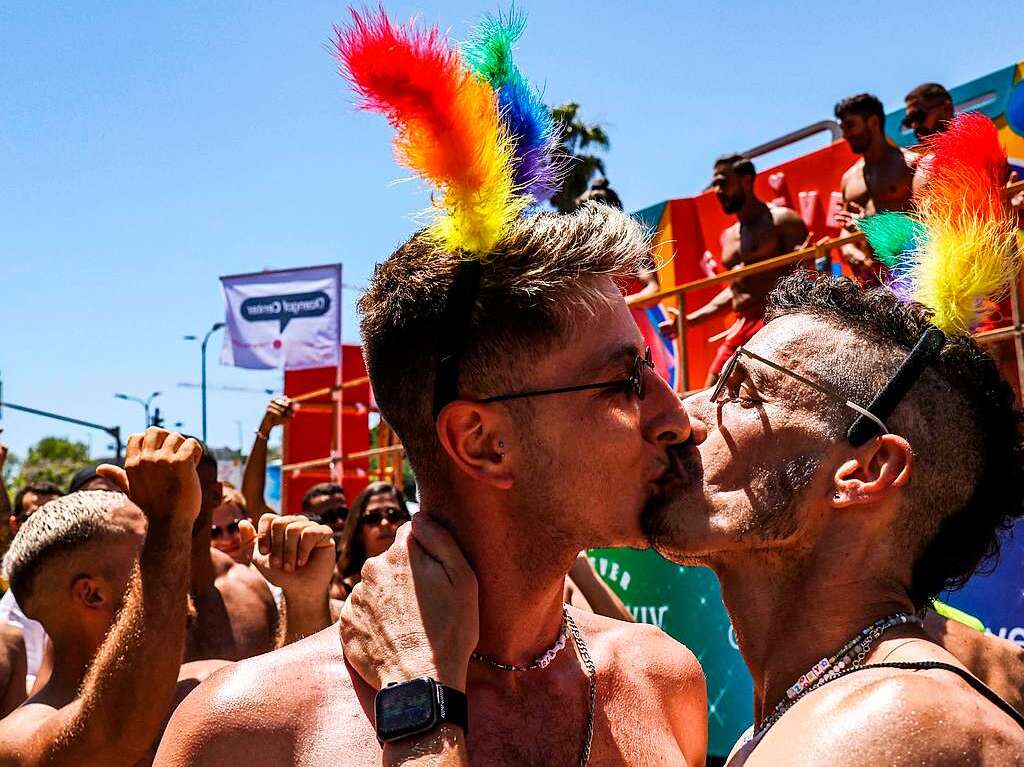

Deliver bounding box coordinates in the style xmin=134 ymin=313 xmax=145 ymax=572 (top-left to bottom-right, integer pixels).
xmin=847 ymin=159 xmax=915 ymax=213
xmin=279 ymin=672 xmax=687 ymax=767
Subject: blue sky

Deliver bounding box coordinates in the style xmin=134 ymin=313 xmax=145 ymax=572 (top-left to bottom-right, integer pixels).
xmin=0 ymin=1 xmax=1018 ymax=461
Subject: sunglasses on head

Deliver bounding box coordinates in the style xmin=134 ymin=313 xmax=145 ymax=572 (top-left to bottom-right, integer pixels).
xmin=211 ymin=520 xmax=242 ymax=540
xmin=362 ymin=507 xmax=410 ymax=526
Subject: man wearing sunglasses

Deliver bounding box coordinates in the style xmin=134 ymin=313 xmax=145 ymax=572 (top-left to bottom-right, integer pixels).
xmin=156 ymin=204 xmax=709 ymax=767
xmin=340 ymin=271 xmax=1024 ymax=766
xmin=903 ymin=83 xmax=955 ymax=142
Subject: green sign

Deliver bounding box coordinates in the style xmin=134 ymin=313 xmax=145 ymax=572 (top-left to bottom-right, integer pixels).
xmin=589 ymin=548 xmax=752 ymax=758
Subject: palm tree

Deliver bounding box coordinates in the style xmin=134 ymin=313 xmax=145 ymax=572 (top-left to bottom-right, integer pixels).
xmin=549 ymin=102 xmax=610 ymax=214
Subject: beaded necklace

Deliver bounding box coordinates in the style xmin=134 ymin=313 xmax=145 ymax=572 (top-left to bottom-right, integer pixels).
xmin=743 ymin=612 xmax=921 ymax=744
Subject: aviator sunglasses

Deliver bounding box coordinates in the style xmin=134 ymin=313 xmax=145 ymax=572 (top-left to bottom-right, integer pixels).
xmin=362 ymin=507 xmax=410 ymax=526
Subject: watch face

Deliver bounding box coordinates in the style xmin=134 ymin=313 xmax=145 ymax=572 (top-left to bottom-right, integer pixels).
xmin=375 ymin=678 xmax=437 ymax=741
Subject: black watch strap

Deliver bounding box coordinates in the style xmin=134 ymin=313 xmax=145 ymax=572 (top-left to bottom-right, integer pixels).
xmin=436 ymin=683 xmax=469 ymax=734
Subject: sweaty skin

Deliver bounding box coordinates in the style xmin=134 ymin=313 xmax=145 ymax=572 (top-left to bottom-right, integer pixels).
xmin=156 ymin=280 xmax=708 ymax=767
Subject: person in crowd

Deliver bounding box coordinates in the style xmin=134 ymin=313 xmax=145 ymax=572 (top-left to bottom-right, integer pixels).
xmin=0 ymin=432 xmax=203 ymax=766
xmin=68 ymin=462 xmax=126 ymax=494
xmin=0 ymin=622 xmax=26 ymax=718
xmin=241 ymin=395 xmax=350 ymax=544
xmin=188 ymin=436 xmax=336 ymax=660
xmin=357 ymin=273 xmax=1024 ymax=766
xmin=331 ymin=481 xmax=411 ymax=599
xmin=834 ymin=93 xmax=920 ymax=285
xmin=209 ymin=486 xmax=248 ymax=564
xmin=682 ymin=154 xmax=808 ymax=387
xmin=155 ymin=204 xmax=709 ymax=767
xmin=903 ymin=82 xmax=955 ymax=142
xmin=0 ymin=481 xmax=63 ymax=696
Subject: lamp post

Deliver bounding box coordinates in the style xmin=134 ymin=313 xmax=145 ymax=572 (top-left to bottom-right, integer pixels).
xmin=114 ymin=391 xmax=160 ymax=428
xmin=184 ymin=322 xmax=225 ymax=443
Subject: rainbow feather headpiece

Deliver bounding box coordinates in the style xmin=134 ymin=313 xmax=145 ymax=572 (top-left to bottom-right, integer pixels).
xmin=860 ymin=113 xmax=1019 ymax=334
xmin=333 ymin=8 xmax=559 ymax=254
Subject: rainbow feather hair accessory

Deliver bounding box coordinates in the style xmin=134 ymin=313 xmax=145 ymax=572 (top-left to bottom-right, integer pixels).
xmin=462 ymin=7 xmax=561 ymax=204
xmin=333 ymin=9 xmax=526 ymax=254
xmin=861 ymin=113 xmax=1019 ymax=334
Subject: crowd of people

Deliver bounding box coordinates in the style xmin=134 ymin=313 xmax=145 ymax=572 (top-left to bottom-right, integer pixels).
xmin=2 ymin=62 xmax=1024 ymax=767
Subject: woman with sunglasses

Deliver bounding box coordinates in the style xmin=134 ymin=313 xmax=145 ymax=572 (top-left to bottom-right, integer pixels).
xmin=332 ymin=482 xmax=411 ymax=599
xmin=210 ymin=487 xmax=249 ymax=564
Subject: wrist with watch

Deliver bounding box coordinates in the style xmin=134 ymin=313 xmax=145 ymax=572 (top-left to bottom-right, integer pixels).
xmin=374 ymin=677 xmax=468 ymax=743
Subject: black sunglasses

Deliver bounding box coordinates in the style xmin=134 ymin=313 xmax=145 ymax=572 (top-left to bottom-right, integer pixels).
xmin=479 ymin=347 xmax=655 ymax=404
xmin=308 ymin=508 xmax=349 ymax=526
xmin=362 ymin=508 xmax=410 ymax=526
xmin=211 ymin=520 xmax=242 ymax=540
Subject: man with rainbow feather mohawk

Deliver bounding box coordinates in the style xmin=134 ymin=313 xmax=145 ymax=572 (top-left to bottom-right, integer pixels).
xmin=154 ymin=8 xmax=708 ymax=767
xmin=639 ymin=113 xmax=1024 ymax=764
xmin=334 ymin=96 xmax=1024 ymax=766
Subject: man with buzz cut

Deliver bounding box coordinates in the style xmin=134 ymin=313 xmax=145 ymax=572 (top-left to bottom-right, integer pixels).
xmin=0 ymin=429 xmax=203 ymax=767
xmin=156 ymin=202 xmax=709 ymax=767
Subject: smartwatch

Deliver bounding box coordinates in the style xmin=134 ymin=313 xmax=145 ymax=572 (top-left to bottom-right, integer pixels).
xmin=374 ymin=677 xmax=468 ymax=743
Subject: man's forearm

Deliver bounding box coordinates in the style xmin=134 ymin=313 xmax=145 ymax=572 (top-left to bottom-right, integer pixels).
xmin=384 ymin=725 xmax=469 ymax=767
xmin=66 ymin=517 xmax=193 ymax=761
xmin=242 ymin=430 xmax=272 ymax=518
xmin=278 ymin=592 xmax=332 ymax=647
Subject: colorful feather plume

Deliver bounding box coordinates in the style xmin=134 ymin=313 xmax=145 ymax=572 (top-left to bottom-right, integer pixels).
xmin=859 ymin=211 xmax=925 ymax=269
xmin=462 ymin=7 xmax=561 ymax=204
xmin=861 ymin=114 xmax=1018 ymax=333
xmin=908 ymin=113 xmax=1019 ymax=333
xmin=333 ymin=9 xmax=526 ymax=254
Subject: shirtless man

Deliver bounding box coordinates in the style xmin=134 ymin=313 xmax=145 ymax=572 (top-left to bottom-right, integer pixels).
xmin=686 ymin=154 xmax=808 ymax=387
xmin=0 ymin=429 xmax=203 ymax=767
xmin=188 ymin=441 xmax=334 ymax=659
xmin=156 ymin=205 xmax=708 ymax=766
xmin=653 ymin=274 xmax=1024 ymax=763
xmin=835 ymin=93 xmax=919 ymax=285
xmin=352 ymin=274 xmax=1024 ymax=766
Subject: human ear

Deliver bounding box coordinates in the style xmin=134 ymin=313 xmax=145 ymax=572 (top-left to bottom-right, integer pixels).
xmin=831 ymin=434 xmax=913 ymax=508
xmin=435 ymin=402 xmax=514 ymax=490
xmin=71 ymin=576 xmax=109 ymax=611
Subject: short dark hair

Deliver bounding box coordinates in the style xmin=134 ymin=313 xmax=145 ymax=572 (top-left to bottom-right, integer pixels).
xmin=905 ymin=82 xmax=952 ymax=105
xmin=714 ymin=153 xmax=756 ymax=177
xmin=834 ymin=93 xmax=886 ymax=126
xmin=766 ymin=274 xmax=1024 ymax=606
xmin=359 ymin=205 xmax=649 ymax=485
xmin=12 ymin=482 xmax=63 ymax=522
xmin=301 ymin=482 xmax=346 ymax=513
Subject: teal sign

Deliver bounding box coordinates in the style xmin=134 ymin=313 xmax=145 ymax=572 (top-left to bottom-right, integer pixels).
xmin=589 ymin=548 xmax=752 ymax=758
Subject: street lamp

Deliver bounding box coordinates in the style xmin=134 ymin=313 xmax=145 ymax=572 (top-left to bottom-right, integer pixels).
xmin=184 ymin=322 xmax=226 ymax=443
xmin=114 ymin=391 xmax=161 ymax=428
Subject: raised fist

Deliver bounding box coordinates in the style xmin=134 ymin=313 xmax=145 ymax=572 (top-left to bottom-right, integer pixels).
xmin=262 ymin=396 xmax=294 ymax=430
xmin=240 ymin=513 xmax=335 ymax=597
xmin=97 ymin=428 xmax=202 ymax=528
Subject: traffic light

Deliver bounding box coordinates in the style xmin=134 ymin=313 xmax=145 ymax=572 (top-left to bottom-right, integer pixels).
xmin=151 ymin=407 xmax=164 ymax=428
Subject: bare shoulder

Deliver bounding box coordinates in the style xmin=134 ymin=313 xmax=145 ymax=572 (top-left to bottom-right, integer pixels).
xmin=769 ymin=205 xmax=804 ymax=227
xmin=0 ymin=701 xmax=56 ymax=755
xmin=767 ymin=667 xmax=1024 ymax=766
xmin=155 ymin=626 xmax=367 ymax=767
xmin=572 ymin=608 xmax=705 ymax=694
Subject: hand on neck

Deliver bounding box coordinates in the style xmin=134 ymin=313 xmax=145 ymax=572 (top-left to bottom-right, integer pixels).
xmin=417 ymin=485 xmax=579 ymax=669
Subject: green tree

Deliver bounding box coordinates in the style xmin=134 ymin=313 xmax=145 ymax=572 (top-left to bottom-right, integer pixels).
xmin=15 ymin=436 xmax=91 ymax=490
xmin=549 ymin=102 xmax=610 ymax=214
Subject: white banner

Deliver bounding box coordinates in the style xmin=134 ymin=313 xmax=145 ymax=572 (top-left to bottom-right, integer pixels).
xmin=220 ymin=264 xmax=341 ymax=370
